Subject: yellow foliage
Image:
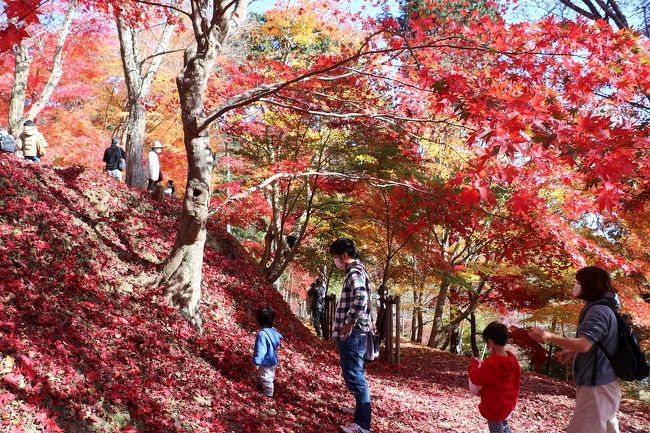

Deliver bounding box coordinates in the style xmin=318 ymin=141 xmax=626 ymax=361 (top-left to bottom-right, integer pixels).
xmin=259 ymin=0 xmax=361 ymax=60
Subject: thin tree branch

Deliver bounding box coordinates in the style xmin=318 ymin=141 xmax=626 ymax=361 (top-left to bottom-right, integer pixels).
xmin=210 ymin=171 xmax=439 ymax=217
xmin=199 ymin=34 xmax=588 ymax=132
xmin=258 ymin=97 xmax=474 ymax=128
xmin=132 ymin=0 xmax=191 ymax=17
xmin=558 ymin=0 xmax=600 ymax=20
xmin=140 ymin=48 xmax=185 ymax=65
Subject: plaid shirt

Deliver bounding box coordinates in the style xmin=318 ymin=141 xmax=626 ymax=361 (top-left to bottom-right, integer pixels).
xmin=332 ymin=260 xmax=372 ymax=338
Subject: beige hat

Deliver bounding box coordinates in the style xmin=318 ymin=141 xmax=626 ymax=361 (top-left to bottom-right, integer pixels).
xmin=152 ymin=141 xmax=163 ymax=149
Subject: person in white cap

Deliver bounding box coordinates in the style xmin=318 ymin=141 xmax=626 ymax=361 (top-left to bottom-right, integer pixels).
xmin=147 ymin=141 xmax=163 ymax=191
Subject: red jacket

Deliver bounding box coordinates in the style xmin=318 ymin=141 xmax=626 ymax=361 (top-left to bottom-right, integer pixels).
xmin=468 ymin=351 xmax=521 ymax=421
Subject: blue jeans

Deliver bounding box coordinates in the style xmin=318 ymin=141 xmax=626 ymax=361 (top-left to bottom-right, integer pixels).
xmin=25 ymin=156 xmax=40 ymax=162
xmin=337 ymin=328 xmax=371 ymax=430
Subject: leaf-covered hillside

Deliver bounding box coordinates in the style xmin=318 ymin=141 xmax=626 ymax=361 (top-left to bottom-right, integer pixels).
xmin=1 ymin=156 xmax=649 ymax=433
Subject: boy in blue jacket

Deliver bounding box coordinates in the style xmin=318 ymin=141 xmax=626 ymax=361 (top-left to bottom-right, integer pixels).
xmin=253 ymin=306 xmax=283 ymax=397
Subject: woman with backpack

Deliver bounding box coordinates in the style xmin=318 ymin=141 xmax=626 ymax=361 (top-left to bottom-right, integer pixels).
xmin=528 ymin=266 xmax=621 ymax=433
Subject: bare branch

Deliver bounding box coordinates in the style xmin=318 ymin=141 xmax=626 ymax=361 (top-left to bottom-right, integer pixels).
xmin=558 ymin=0 xmax=600 ymax=20
xmin=199 ymin=34 xmax=588 ymax=132
xmin=209 ymin=171 xmax=439 ymax=217
xmin=25 ymin=1 xmax=76 ymax=121
xmin=257 ymin=97 xmax=474 ymax=129
xmin=132 ymin=0 xmax=191 ymax=17
xmin=592 ymin=0 xmax=628 ymax=29
xmin=140 ymin=48 xmax=185 ymax=65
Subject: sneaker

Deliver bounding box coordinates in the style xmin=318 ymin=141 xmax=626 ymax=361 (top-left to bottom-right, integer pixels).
xmin=340 ymin=406 xmax=355 ymax=415
xmin=338 ymin=423 xmax=369 ymax=433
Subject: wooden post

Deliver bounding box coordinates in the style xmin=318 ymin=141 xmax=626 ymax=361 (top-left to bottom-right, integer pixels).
xmin=324 ymin=294 xmax=336 ymax=341
xmin=323 ymin=296 xmax=329 ymax=341
xmin=330 ymin=295 xmax=336 ymax=340
xmin=380 ymin=296 xmax=401 ymax=365
xmin=395 ymin=295 xmax=401 ymax=365
xmin=386 ymin=296 xmax=393 ymax=362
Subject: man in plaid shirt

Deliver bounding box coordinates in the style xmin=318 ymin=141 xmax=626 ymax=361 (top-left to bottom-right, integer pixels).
xmin=330 ymin=238 xmax=372 ymax=433
xmin=332 ymin=261 xmax=371 ymax=339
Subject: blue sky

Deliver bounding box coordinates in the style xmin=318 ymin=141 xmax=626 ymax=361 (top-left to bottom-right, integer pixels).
xmin=247 ymin=1 xmax=543 ymax=24
xmin=248 ymin=1 xmax=647 ymax=29
xmin=248 ymin=0 xmax=401 ymax=17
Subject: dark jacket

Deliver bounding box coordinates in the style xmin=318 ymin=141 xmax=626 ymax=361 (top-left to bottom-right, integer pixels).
xmin=307 ymin=284 xmax=326 ymax=313
xmin=103 ymin=144 xmax=126 ymax=171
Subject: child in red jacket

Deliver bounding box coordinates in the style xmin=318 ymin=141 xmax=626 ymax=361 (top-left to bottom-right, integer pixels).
xmin=468 ymin=322 xmax=521 ymax=433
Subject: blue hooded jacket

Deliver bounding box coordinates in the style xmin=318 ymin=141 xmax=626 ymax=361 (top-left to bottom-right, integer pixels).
xmin=253 ymin=327 xmax=283 ymax=366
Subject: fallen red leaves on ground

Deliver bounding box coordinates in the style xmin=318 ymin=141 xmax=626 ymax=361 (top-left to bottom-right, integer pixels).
xmin=1 ymin=155 xmax=649 ymax=432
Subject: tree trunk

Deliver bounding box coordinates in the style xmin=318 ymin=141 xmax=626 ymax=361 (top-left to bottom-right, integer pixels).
xmin=416 ymin=300 xmax=423 ymax=343
xmin=8 ymin=41 xmax=32 ymax=140
xmin=448 ymin=286 xmax=462 ymax=354
xmin=155 ymin=39 xmax=217 ymax=334
xmin=410 ymin=289 xmax=417 ymax=342
xmin=411 ymin=288 xmax=423 ymax=343
xmin=124 ymin=102 xmax=147 ymax=187
xmin=469 ymin=311 xmax=479 ymax=357
xmin=449 ymin=323 xmax=462 ymax=354
xmin=117 ymin=17 xmax=146 ymax=188
xmin=117 ymin=14 xmax=175 ymax=188
xmin=439 ymin=334 xmax=450 ymax=352
xmin=8 ymin=2 xmax=75 ymax=140
xmin=262 ymin=177 xmax=317 ymax=284
xmin=427 ymin=277 xmax=449 ymax=348
xmin=543 ymin=317 xmax=557 ymax=374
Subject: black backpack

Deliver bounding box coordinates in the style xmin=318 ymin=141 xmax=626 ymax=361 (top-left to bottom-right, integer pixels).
xmin=585 ymin=300 xmax=650 ymax=383
xmin=0 ymin=131 xmax=16 ymax=153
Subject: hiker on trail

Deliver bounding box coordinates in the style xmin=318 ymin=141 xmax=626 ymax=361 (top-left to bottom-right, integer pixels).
xmin=163 ymin=180 xmax=176 ymax=197
xmin=103 ymin=138 xmax=126 ymax=181
xmin=330 ymin=237 xmax=372 ymax=433
xmin=528 ymin=266 xmax=621 ymax=433
xmin=147 ymin=141 xmax=163 ymax=191
xmin=307 ymin=279 xmax=326 ymax=337
xmin=253 ymin=306 xmax=283 ymax=398
xmin=468 ymin=322 xmax=521 ymax=433
xmin=19 ymin=120 xmax=47 ymax=162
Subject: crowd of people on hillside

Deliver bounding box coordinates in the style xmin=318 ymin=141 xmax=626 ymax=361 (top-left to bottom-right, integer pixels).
xmin=1 ymin=119 xmax=177 ymax=198
xmin=254 ymin=237 xmax=646 ymax=433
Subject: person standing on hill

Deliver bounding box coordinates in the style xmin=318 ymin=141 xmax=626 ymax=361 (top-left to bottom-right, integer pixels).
xmin=147 ymin=141 xmax=164 ymax=191
xmin=253 ymin=306 xmax=283 ymax=398
xmin=19 ymin=120 xmax=47 ymax=162
xmin=163 ymin=180 xmax=176 ymax=197
xmin=103 ymin=138 xmax=126 ymax=181
xmin=468 ymin=322 xmax=521 ymax=433
xmin=330 ymin=237 xmax=372 ymax=433
xmin=307 ymin=279 xmax=327 ymax=337
xmin=528 ymin=266 xmax=622 ymax=433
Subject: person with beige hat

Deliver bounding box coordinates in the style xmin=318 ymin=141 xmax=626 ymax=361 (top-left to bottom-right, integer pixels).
xmin=147 ymin=140 xmax=164 ymax=191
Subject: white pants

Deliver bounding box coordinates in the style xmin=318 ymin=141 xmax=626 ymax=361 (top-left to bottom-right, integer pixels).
xmin=107 ymin=169 xmax=122 ymax=181
xmin=567 ymin=381 xmax=621 ymax=433
xmin=256 ymin=365 xmax=276 ymax=397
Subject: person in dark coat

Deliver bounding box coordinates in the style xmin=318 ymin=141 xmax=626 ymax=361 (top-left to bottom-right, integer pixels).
xmin=103 ymin=138 xmax=126 ymax=181
xmin=307 ymin=279 xmax=327 ymax=337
